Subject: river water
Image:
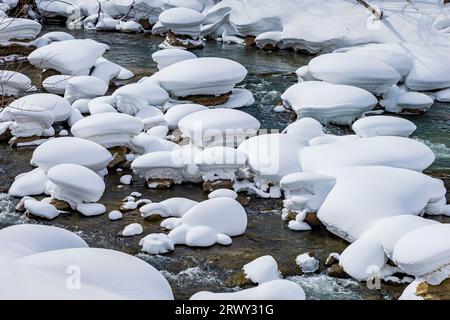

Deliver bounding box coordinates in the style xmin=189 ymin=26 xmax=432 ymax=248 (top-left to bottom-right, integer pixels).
xmin=0 ymin=26 xmax=448 ymax=300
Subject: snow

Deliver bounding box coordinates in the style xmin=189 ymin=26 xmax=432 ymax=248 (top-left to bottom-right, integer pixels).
xmin=24 ymin=199 xmax=59 ymax=219
xmin=352 ymin=116 xmax=417 ymax=138
xmin=178 ymin=108 xmax=260 ymax=148
xmin=120 ymin=175 xmax=132 ymax=185
xmin=64 ymin=76 xmax=109 ymax=103
xmin=243 ymin=255 xmax=281 ymax=284
xmin=0 ymin=18 xmax=41 ymax=42
xmin=91 ymin=58 xmax=121 ymax=84
xmin=393 ymin=224 xmax=450 ymax=282
xmin=42 ymin=75 xmax=71 ymax=94
xmin=164 ymin=103 xmax=207 ymax=129
xmin=72 ymin=99 xmax=91 ymax=114
xmin=35 ymin=31 xmax=75 ymax=48
xmin=283 ymin=117 xmax=324 ymax=141
xmin=31 ymin=137 xmax=112 ymax=172
xmin=296 ymin=253 xmax=319 ymax=273
xmin=28 ymin=39 xmax=107 ymax=75
xmin=150 ymin=57 xmax=248 ymax=97
xmin=77 ymin=203 xmax=106 ymax=217
xmin=0 ymin=224 xmax=87 ymax=263
xmin=399 ymin=280 xmax=424 ymax=300
xmin=190 ymin=279 xmax=305 ymax=300
xmin=281 ymin=81 xmax=377 ymax=125
xmin=112 ymin=83 xmax=169 ymax=115
xmin=108 ymin=210 xmax=123 ymax=220
xmin=140 ymin=197 xmax=198 ymax=219
xmin=47 ymin=163 xmax=106 ymax=209
xmin=238 ymin=133 xmax=307 ymax=186
xmin=0 ymin=247 xmax=173 ymax=299
xmin=300 ymin=136 xmax=435 ymax=173
xmin=208 ymin=189 xmax=238 ymax=200
xmin=435 ymin=88 xmax=450 ymax=102
xmin=378 ymin=215 xmax=439 ymax=260
xmin=152 ymin=49 xmax=197 ymax=70
xmin=128 ymin=134 xmax=179 ymax=154
xmin=202 ymin=0 xmax=450 ymax=54
xmin=8 ymin=168 xmax=49 ymax=197
xmin=317 ymin=166 xmax=447 ymax=242
xmin=195 ymin=146 xmax=247 ymax=181
xmin=71 ymin=113 xmax=144 ymax=148
xmin=157 ymin=7 xmax=205 ymax=37
xmin=142 ymin=197 xmax=247 ymax=253
xmin=7 ymin=106 xmax=54 ymax=138
xmin=116 ymin=20 xmax=143 ymax=33
xmin=0 ymin=70 xmax=32 ymax=96
xmin=122 ymin=223 xmax=144 ymax=237
xmin=308 ymin=53 xmax=401 ymax=95
xmin=9 ymin=93 xmax=71 ymax=122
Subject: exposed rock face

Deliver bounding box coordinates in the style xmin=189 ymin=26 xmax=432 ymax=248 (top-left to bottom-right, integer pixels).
xmin=202 ymin=179 xmax=234 ymax=192
xmin=147 ymin=178 xmax=174 ymax=189
xmin=108 ymin=146 xmax=128 ymax=168
xmin=50 ymin=198 xmax=71 ymax=211
xmin=165 ymin=31 xmax=204 ymax=50
xmin=0 ymin=43 xmax=36 ymax=56
xmin=416 ymin=279 xmax=450 ymax=300
xmin=181 ymin=92 xmax=231 ymax=107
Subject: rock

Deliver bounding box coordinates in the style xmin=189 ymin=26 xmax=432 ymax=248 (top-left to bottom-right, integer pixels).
xmin=262 ymin=43 xmax=278 ymax=51
xmin=225 ymin=272 xmax=252 ymax=288
xmin=147 ymin=178 xmax=174 ymax=189
xmin=50 ymin=198 xmax=72 ymax=211
xmin=237 ymin=195 xmax=252 ymax=207
xmin=304 ymin=212 xmax=322 ymax=227
xmin=107 ymin=146 xmax=127 ymax=168
xmin=0 ymin=42 xmax=36 ymax=56
xmin=164 ymin=31 xmax=203 ymax=49
xmin=416 ymin=278 xmax=450 ymax=300
xmin=138 ymin=19 xmax=152 ymax=30
xmin=325 ymin=253 xmax=340 ymax=267
xmin=244 ymin=36 xmax=256 ymax=48
xmin=326 ymin=263 xmax=348 ymax=279
xmin=0 ymin=128 xmax=12 ymax=142
xmin=8 ymin=136 xmax=44 ymax=148
xmin=181 ymin=92 xmax=231 ymax=107
xmin=202 ymin=179 xmax=234 ymax=192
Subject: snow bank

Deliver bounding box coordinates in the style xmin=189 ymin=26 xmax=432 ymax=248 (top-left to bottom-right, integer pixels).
xmin=31 ymin=137 xmax=112 ymax=172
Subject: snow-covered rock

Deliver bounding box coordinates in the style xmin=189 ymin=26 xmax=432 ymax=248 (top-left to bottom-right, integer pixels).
xmin=208 ymin=188 xmax=238 ymax=200
xmin=0 ymin=224 xmax=88 ymax=263
xmin=9 ymin=93 xmax=71 ymax=122
xmin=42 ymin=75 xmax=71 ymax=94
xmin=24 ymin=199 xmax=59 ymax=220
xmin=90 ymin=58 xmax=121 ymax=84
xmin=300 ymin=136 xmax=435 ymax=173
xmin=112 ymin=83 xmax=169 ymax=115
xmin=281 ymin=81 xmax=377 ymax=125
xmin=108 ymin=210 xmax=123 ymax=220
xmin=152 ymin=49 xmax=197 ymax=70
xmin=283 ymin=117 xmax=325 ymax=141
xmin=352 ymin=116 xmax=417 ymax=138
xmin=296 ymin=253 xmax=319 ymax=273
xmin=64 ymin=76 xmax=108 ymax=103
xmin=195 ymin=146 xmax=247 ymax=181
xmin=28 ymin=39 xmax=106 ymax=75
xmin=308 ymin=53 xmax=401 ymax=95
xmin=243 ymin=255 xmax=281 ymax=284
xmin=77 ymin=203 xmax=106 ymax=217
xmin=380 ymin=85 xmax=434 ymax=114
xmin=35 ymin=31 xmax=75 ymax=48
xmin=8 ymin=168 xmax=49 ymax=197
xmin=150 ymin=57 xmax=247 ymax=97
xmin=47 ymin=163 xmax=106 ymax=209
xmin=7 ymin=106 xmax=54 ymax=138
xmin=190 ymin=279 xmax=305 ymax=300
xmin=71 ymin=113 xmax=144 ymax=148
xmin=0 ymin=71 xmax=32 ymax=96
xmin=317 ymin=166 xmax=447 ymax=242
xmin=0 ymin=18 xmax=41 ymax=42
xmin=164 ymin=103 xmax=207 ymax=129
xmin=121 ymin=223 xmax=144 ymax=237
xmin=178 ymin=108 xmax=260 ymax=148
xmin=140 ymin=197 xmax=198 ymax=219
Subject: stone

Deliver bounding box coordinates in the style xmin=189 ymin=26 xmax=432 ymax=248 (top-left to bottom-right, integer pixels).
xmin=50 ymin=198 xmax=72 ymax=211
xmin=326 ymin=263 xmax=347 ymax=279
xmin=0 ymin=128 xmax=12 ymax=142
xmin=202 ymin=179 xmax=234 ymax=192
xmin=416 ymin=279 xmax=450 ymax=300
xmin=237 ymin=195 xmax=252 ymax=207
xmin=108 ymin=146 xmax=127 ymax=168
xmin=8 ymin=136 xmax=43 ymax=148
xmin=244 ymin=36 xmax=256 ymax=48
xmin=138 ymin=19 xmax=152 ymax=30
xmin=165 ymin=31 xmax=203 ymax=50
xmin=304 ymin=212 xmax=322 ymax=227
xmin=181 ymin=92 xmax=231 ymax=107
xmin=147 ymin=178 xmax=174 ymax=189
xmin=325 ymin=254 xmax=339 ymax=267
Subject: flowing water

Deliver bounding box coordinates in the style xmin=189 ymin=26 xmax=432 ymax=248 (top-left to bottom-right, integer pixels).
xmin=0 ymin=26 xmax=449 ymax=299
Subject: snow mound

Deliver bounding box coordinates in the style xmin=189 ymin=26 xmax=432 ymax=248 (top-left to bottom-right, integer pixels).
xmin=243 ymin=255 xmax=281 ymax=284
xmin=0 ymin=70 xmax=32 ymax=96
xmin=352 ymin=116 xmax=417 ymax=138
xmin=9 ymin=93 xmax=71 ymax=122
xmin=152 ymin=49 xmax=197 ymax=70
